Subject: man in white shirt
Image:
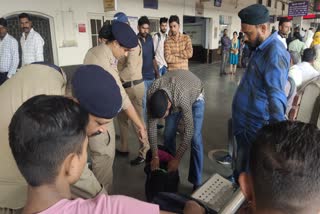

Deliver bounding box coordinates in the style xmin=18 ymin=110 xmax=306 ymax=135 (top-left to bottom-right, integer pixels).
xmin=0 ymin=17 xmax=19 ymax=85
xmin=289 ymin=48 xmax=319 ymax=87
xmin=19 ymin=13 xmax=44 ymax=66
xmin=304 ymin=27 xmax=315 ymax=48
xmin=153 ymin=17 xmax=168 ymax=76
xmin=277 ymin=17 xmax=291 ymax=49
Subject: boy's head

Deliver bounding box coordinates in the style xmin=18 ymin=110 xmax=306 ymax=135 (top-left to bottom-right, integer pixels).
xmin=239 ymin=121 xmax=320 ymax=214
xmin=9 ymin=95 xmax=89 ymax=187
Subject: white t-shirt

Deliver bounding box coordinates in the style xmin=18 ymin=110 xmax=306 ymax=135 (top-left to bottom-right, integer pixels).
xmin=277 ymin=34 xmax=287 ymax=49
xmin=289 ymin=62 xmax=319 ymax=87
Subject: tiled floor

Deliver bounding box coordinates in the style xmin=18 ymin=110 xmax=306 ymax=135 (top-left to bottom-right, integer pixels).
xmin=112 ymin=62 xmax=245 ymax=200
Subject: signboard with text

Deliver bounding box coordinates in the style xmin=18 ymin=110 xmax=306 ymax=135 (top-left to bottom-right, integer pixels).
xmin=144 ymin=0 xmax=158 ymax=9
xmin=103 ymin=0 xmax=117 ymax=12
xmin=288 ymin=1 xmax=309 ymax=16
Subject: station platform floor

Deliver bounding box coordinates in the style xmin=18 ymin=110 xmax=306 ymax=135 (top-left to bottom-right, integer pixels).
xmin=110 ymin=62 xmax=245 ymax=200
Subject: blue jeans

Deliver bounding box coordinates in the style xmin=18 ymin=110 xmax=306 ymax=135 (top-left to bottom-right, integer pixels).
xmin=163 ymin=98 xmax=205 ymax=186
xmin=143 ymin=79 xmax=155 ymax=125
xmin=159 ymin=65 xmax=167 ymax=76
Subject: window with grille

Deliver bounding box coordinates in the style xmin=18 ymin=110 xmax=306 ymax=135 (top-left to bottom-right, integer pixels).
xmin=275 ymin=0 xmax=277 ymax=9
xmin=267 ymin=0 xmax=272 ymax=7
xmin=257 ymin=0 xmax=263 ymax=4
xmin=282 ymin=3 xmax=285 ymax=11
xmin=149 ymin=18 xmax=160 ymax=34
xmin=90 ymin=18 xmax=109 ymax=47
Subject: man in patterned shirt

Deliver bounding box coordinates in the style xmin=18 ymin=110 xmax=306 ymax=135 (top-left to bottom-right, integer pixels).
xmin=164 ymin=15 xmax=193 ymax=71
xmin=19 ymin=13 xmax=44 ymax=66
xmin=232 ymin=4 xmax=289 ymax=182
xmin=0 ymin=18 xmax=19 ymax=85
xmin=147 ymin=70 xmax=205 ymax=190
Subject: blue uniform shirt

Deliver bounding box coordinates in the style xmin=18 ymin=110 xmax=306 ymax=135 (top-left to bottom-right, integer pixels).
xmin=232 ymin=31 xmax=290 ymax=136
xmin=139 ymin=34 xmax=155 ymax=80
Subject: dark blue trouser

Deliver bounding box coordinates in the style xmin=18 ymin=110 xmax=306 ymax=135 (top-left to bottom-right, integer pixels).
xmin=233 ymin=130 xmax=255 ymax=183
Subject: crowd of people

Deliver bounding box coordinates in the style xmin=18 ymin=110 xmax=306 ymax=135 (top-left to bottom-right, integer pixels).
xmin=1 ymin=3 xmax=320 ymax=214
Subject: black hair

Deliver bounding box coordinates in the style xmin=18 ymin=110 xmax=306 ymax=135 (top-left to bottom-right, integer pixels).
xmin=250 ymin=121 xmax=320 ymax=213
xmin=293 ymin=31 xmax=302 ymax=41
xmin=18 ymin=13 xmax=31 ymax=21
xmin=98 ymin=23 xmax=115 ymax=42
xmin=278 ymin=17 xmax=290 ymax=27
xmin=9 ymin=95 xmax=89 ymax=187
xmin=302 ymin=48 xmax=316 ymax=63
xmin=160 ymin=17 xmax=168 ymax=25
xmin=0 ymin=18 xmax=7 ymax=27
xmin=169 ymin=15 xmax=180 ymax=25
xmin=149 ymin=90 xmax=169 ymax=118
xmin=138 ymin=16 xmax=150 ymax=26
xmin=233 ymin=31 xmax=237 ymax=35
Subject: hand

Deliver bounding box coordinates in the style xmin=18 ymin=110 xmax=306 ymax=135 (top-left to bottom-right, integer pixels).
xmin=167 ymin=158 xmax=180 ymax=172
xmin=151 ymin=157 xmax=160 ymax=171
xmin=155 ymin=72 xmax=160 ymax=79
xmin=138 ymin=127 xmax=147 ymax=142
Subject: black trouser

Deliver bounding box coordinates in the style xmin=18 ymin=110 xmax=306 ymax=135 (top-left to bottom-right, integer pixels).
xmin=0 ymin=72 xmax=8 ymax=85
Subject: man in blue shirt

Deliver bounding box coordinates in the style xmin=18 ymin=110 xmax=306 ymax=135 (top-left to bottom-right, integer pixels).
xmin=137 ymin=16 xmax=159 ymax=165
xmin=232 ymin=4 xmax=290 ymax=182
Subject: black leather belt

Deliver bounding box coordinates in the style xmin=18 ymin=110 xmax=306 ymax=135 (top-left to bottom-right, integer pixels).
xmin=122 ymin=79 xmax=143 ymax=88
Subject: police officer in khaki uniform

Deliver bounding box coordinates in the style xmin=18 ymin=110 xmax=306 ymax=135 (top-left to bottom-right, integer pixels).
xmin=113 ymin=12 xmax=150 ymax=165
xmin=83 ymin=21 xmax=148 ymax=192
xmin=0 ymin=64 xmax=67 ymax=214
xmin=0 ymin=64 xmax=122 ymax=213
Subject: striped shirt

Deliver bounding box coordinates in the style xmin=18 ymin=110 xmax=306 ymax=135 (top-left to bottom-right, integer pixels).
xmin=164 ymin=33 xmax=193 ymax=71
xmin=0 ymin=33 xmax=19 ymax=78
xmin=21 ymin=28 xmax=44 ymax=66
xmin=147 ymin=70 xmax=203 ymax=160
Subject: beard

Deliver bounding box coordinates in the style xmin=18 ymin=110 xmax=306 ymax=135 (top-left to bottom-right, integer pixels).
xmin=140 ymin=32 xmax=148 ymax=38
xmin=161 ymin=29 xmax=167 ymax=34
xmin=246 ymin=34 xmax=261 ymax=51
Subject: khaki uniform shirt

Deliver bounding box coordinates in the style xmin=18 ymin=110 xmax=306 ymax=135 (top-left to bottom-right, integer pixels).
xmin=84 ymin=44 xmax=131 ymax=110
xmin=0 ymin=64 xmax=66 ymax=209
xmin=117 ymin=41 xmax=143 ymax=82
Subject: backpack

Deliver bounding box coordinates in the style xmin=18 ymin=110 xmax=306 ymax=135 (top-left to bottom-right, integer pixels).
xmin=144 ymin=145 xmax=180 ymax=202
xmin=288 ymin=75 xmax=320 ymax=126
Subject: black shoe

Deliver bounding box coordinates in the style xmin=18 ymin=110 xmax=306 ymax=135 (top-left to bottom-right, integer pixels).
xmin=130 ymin=156 xmax=145 ymax=165
xmin=116 ymin=149 xmax=129 ymax=157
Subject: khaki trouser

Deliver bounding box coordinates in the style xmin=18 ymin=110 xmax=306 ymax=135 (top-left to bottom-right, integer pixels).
xmin=72 ymin=121 xmax=115 ymax=196
xmin=71 ymin=121 xmax=115 ymax=198
xmin=117 ymin=83 xmax=150 ymax=158
xmin=89 ymin=122 xmax=115 ymax=193
xmin=0 ymin=208 xmax=22 ymax=214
